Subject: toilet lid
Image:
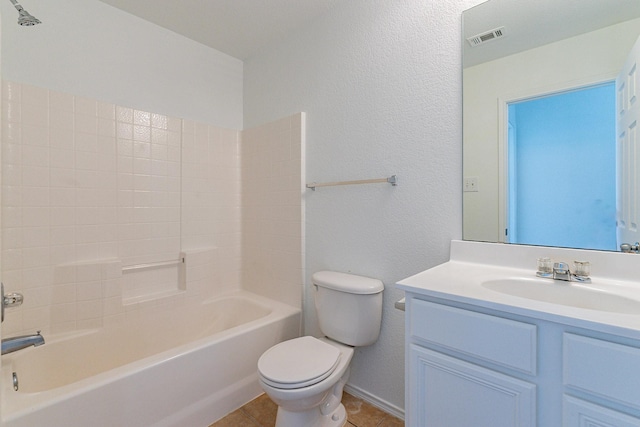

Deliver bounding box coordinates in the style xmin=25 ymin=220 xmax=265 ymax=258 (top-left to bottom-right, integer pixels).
xmin=258 ymin=336 xmax=341 ymax=389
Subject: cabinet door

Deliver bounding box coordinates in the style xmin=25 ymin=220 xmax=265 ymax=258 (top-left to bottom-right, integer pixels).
xmin=564 ymin=395 xmax=640 ymax=427
xmin=408 ymin=345 xmax=536 ymax=427
xmin=564 ymin=333 xmax=640 ymax=411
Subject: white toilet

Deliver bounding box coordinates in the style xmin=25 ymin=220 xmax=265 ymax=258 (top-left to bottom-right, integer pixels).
xmin=257 ymin=270 xmax=384 ymax=427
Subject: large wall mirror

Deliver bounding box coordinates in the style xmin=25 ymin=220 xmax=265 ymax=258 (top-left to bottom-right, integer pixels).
xmin=462 ymin=0 xmax=640 ymax=251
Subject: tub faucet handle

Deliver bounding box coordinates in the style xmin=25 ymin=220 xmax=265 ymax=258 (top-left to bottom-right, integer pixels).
xmin=4 ymin=292 xmax=23 ymax=308
xmin=2 ymin=282 xmax=24 ymax=323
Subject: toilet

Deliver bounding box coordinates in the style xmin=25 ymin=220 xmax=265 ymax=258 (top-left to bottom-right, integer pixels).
xmin=258 ymin=270 xmax=384 ymax=427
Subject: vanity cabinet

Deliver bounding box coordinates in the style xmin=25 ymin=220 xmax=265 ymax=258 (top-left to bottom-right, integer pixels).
xmin=405 ymin=295 xmax=640 ymax=427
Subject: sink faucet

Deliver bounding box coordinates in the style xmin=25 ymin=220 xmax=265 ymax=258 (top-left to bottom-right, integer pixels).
xmin=552 ymin=262 xmax=572 ymax=281
xmin=1 ymin=331 xmax=44 ymax=355
xmin=537 ymin=259 xmax=591 ymax=283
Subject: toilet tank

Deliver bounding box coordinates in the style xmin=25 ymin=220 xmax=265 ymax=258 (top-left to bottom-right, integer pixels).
xmin=312 ymin=271 xmax=384 ymax=347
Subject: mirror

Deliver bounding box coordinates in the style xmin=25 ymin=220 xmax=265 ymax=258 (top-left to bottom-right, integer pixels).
xmin=462 ymin=0 xmax=640 ymax=251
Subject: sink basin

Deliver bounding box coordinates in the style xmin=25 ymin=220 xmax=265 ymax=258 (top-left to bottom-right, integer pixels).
xmin=481 ymin=278 xmax=640 ymax=314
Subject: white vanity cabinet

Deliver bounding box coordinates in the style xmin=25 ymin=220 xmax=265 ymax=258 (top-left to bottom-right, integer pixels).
xmin=404 ymin=295 xmax=640 ymax=427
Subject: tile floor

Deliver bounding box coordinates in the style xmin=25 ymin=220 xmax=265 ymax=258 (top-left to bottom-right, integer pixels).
xmin=209 ymin=392 xmax=404 ymax=427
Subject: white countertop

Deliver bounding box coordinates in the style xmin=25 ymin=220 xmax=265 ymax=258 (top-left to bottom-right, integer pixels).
xmin=397 ymin=241 xmax=640 ymax=339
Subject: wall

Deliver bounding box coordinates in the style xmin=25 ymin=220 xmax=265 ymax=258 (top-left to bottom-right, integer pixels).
xmin=463 ymin=18 xmax=640 ymax=243
xmin=0 ymin=0 xmax=243 ymax=129
xmin=0 ymin=81 xmax=243 ymax=334
xmin=241 ymin=114 xmax=305 ymax=308
xmin=244 ymin=0 xmax=482 ymax=414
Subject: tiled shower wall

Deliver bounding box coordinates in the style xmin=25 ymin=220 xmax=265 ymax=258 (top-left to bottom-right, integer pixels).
xmin=241 ymin=114 xmax=305 ymax=308
xmin=0 ymin=81 xmax=304 ymax=336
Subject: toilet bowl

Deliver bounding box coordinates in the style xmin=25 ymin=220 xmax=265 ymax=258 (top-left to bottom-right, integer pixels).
xmin=257 ymin=271 xmax=384 ymax=427
xmin=258 ymin=336 xmax=354 ymax=427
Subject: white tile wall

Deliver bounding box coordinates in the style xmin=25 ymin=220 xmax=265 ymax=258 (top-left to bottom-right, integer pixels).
xmin=181 ymin=119 xmax=242 ymax=291
xmin=116 ymin=105 xmax=181 ymax=268
xmin=241 ymin=113 xmax=305 ymax=308
xmin=1 ymin=81 xmax=303 ymax=335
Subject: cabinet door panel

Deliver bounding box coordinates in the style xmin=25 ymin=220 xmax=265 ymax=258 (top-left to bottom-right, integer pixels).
xmin=408 ymin=345 xmax=536 ymax=427
xmin=410 ymin=299 xmax=537 ymax=374
xmin=564 ymin=333 xmax=640 ymax=411
xmin=564 ymin=395 xmax=640 ymax=427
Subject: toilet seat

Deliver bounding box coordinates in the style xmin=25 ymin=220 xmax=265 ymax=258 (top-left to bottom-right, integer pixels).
xmin=258 ymin=336 xmax=341 ymax=390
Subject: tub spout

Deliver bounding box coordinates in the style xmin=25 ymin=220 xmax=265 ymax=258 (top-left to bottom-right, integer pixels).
xmin=2 ymin=331 xmax=44 ymax=355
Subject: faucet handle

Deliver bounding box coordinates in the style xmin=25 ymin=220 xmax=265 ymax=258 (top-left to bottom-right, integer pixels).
xmin=2 ymin=282 xmax=24 ymax=323
xmin=3 ymin=292 xmax=23 ymax=308
xmin=573 ymin=261 xmax=590 ymax=277
xmin=536 ymin=257 xmax=553 ymax=277
xmin=572 ymin=260 xmax=591 ymax=283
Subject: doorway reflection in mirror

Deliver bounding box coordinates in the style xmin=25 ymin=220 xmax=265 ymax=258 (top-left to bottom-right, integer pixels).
xmin=506 ymin=83 xmax=616 ymax=251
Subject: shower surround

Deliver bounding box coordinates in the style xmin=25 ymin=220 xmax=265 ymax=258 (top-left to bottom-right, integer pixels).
xmin=1 ymin=80 xmax=305 ymax=336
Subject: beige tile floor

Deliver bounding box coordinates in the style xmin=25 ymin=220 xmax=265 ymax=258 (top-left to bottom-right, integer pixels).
xmin=209 ymin=392 xmax=404 ymax=427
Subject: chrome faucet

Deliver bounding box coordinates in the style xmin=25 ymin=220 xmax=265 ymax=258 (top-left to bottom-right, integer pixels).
xmin=1 ymin=331 xmax=44 ymax=355
xmin=537 ymin=259 xmax=591 ymax=283
xmin=552 ymin=262 xmax=572 ymax=281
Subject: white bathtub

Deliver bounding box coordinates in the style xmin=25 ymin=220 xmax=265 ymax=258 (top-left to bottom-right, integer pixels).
xmin=0 ymin=291 xmax=300 ymax=427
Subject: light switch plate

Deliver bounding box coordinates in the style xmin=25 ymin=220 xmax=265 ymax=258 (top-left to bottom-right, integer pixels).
xmin=464 ymin=176 xmax=479 ymax=192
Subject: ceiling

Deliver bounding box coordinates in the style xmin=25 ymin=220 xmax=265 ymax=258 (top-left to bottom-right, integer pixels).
xmin=98 ymin=0 xmax=640 ymax=66
xmin=463 ymin=0 xmax=640 ymax=67
xmin=97 ymin=0 xmax=341 ymax=60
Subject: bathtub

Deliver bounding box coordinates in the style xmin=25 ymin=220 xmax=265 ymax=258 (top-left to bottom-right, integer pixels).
xmin=0 ymin=291 xmax=301 ymax=427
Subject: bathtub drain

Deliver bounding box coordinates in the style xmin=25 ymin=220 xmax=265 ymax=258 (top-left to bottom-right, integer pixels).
xmin=12 ymin=372 xmax=18 ymax=391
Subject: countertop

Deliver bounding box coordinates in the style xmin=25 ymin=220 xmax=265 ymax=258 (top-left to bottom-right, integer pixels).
xmin=397 ymin=240 xmax=640 ymax=339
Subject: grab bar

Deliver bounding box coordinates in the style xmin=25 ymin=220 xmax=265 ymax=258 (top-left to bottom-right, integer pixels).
xmin=306 ymin=175 xmax=397 ymax=191
xmin=122 ymin=257 xmax=185 ymax=272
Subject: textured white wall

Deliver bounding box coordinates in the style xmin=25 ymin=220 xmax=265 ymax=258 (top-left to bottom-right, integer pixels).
xmin=244 ymin=0 xmax=483 ymax=412
xmin=0 ymin=0 xmax=243 ymax=129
